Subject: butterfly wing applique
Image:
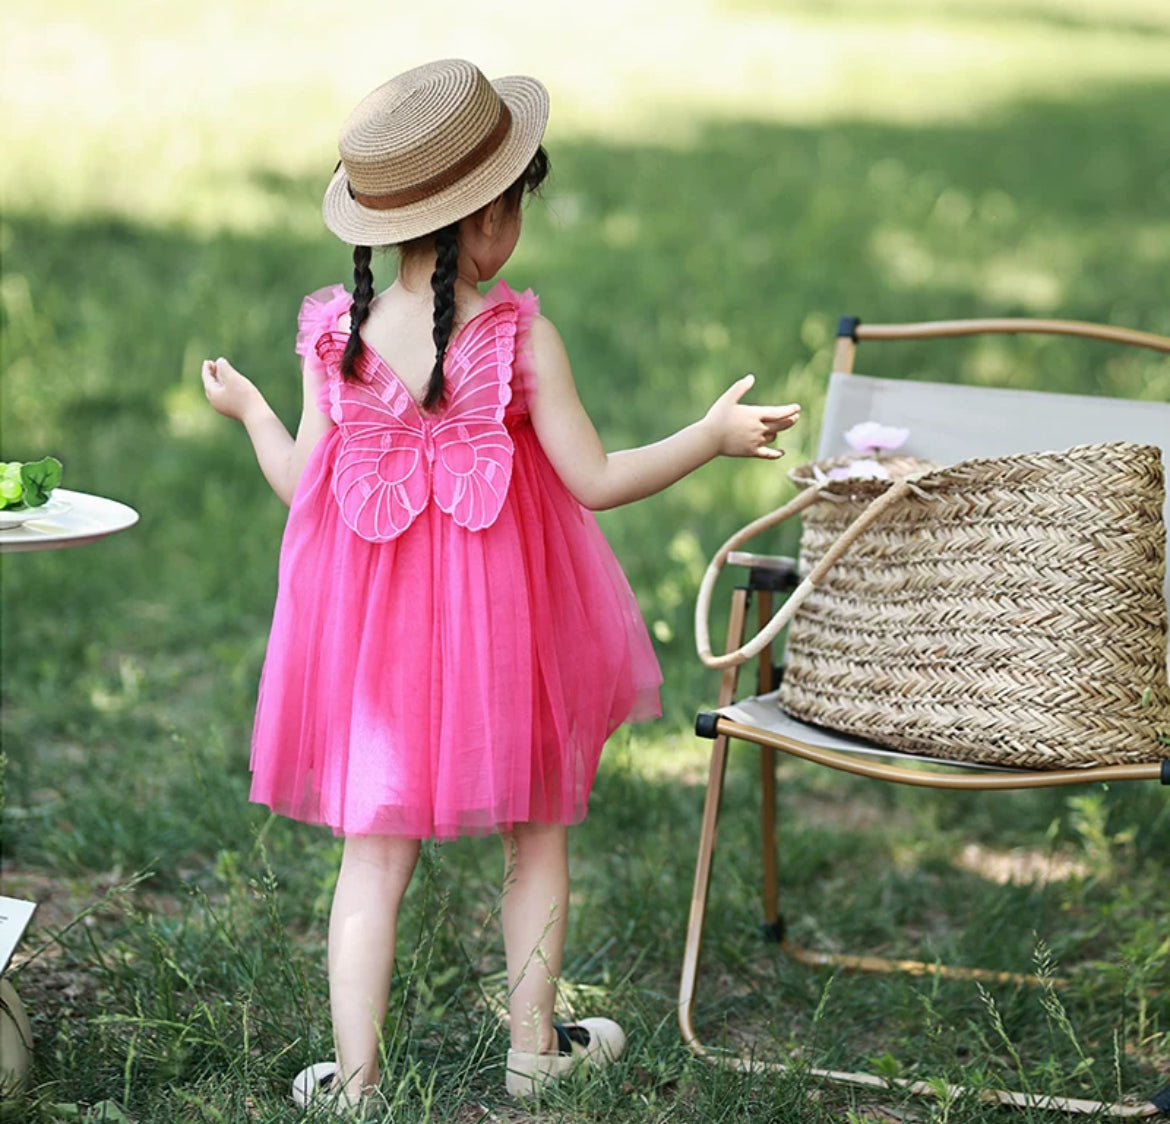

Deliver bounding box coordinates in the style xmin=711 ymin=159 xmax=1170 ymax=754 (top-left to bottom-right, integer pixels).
xmin=321 ymin=299 xmax=518 ymax=542
xmin=330 ymin=360 xmax=432 ymax=542
xmin=431 ymin=304 xmax=517 ymax=531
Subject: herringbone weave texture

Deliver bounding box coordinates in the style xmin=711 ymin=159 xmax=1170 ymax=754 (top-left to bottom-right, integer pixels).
xmin=779 ymin=443 xmax=1170 ymax=767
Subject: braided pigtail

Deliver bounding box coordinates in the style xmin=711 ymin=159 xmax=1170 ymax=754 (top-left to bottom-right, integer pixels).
xmin=340 ymin=245 xmax=375 ymax=380
xmin=423 ymin=222 xmax=461 ymax=410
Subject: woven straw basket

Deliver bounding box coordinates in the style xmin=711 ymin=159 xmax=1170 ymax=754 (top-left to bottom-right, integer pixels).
xmin=774 ymin=442 xmax=1170 ymax=768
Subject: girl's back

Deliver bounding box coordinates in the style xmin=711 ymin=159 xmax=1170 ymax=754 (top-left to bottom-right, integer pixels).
xmin=356 ymin=281 xmax=491 ymax=406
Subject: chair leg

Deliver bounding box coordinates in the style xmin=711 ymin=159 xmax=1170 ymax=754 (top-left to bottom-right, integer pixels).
xmin=755 ymin=588 xmax=784 ymax=942
xmin=679 ymin=587 xmax=749 ymax=1053
xmin=759 ymin=745 xmax=783 ymax=942
xmin=678 ymin=724 xmax=731 ymax=1052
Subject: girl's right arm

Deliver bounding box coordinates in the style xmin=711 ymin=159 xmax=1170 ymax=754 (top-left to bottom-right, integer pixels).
xmin=526 ymin=316 xmax=800 ymax=511
xmin=201 ymin=357 xmax=333 ymax=506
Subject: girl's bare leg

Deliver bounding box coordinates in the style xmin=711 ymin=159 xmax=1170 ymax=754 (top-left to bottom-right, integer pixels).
xmin=328 ymin=833 xmax=420 ymax=1101
xmin=499 ymin=821 xmax=569 ymax=1055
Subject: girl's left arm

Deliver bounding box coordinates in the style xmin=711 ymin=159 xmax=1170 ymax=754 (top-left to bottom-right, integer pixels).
xmin=526 ymin=316 xmax=799 ymax=511
xmin=201 ymin=357 xmax=333 ymax=506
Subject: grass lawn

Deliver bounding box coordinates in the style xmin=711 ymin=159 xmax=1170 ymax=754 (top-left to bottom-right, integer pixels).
xmin=2 ymin=1 xmax=1169 ymax=1120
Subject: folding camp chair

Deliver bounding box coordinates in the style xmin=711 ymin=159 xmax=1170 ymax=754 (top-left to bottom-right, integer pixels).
xmin=680 ymin=316 xmax=1170 ymax=1117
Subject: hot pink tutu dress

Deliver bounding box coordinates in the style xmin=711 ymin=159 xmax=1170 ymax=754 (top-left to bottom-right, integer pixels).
xmin=249 ymin=281 xmax=662 ymax=838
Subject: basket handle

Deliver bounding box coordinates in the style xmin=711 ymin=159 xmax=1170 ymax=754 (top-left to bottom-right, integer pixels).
xmin=695 ymin=476 xmax=918 ymax=669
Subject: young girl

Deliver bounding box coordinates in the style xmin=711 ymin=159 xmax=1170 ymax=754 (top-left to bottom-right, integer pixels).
xmin=202 ymin=59 xmax=799 ymax=1114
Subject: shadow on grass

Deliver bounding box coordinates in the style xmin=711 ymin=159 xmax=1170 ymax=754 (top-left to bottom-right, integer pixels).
xmin=2 ymin=82 xmax=1168 ymax=1121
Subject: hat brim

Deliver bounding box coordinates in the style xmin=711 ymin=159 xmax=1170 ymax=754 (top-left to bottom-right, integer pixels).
xmin=321 ymin=75 xmax=549 ymax=246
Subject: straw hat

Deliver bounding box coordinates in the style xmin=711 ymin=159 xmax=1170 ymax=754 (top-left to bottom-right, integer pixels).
xmin=322 ymin=59 xmax=549 ymax=246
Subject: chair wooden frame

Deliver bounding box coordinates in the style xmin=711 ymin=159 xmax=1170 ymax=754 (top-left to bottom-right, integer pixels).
xmin=678 ymin=316 xmax=1170 ymax=1118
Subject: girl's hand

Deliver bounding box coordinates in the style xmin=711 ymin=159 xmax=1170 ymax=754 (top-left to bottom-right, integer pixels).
xmin=704 ymin=374 xmax=800 ymax=459
xmin=201 ymin=357 xmax=263 ymax=423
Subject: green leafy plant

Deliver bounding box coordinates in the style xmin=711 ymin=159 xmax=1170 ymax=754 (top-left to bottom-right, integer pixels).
xmin=0 ymin=456 xmax=63 ymax=510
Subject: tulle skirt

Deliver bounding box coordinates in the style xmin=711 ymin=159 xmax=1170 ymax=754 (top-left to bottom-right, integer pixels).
xmin=249 ymin=421 xmax=662 ymax=838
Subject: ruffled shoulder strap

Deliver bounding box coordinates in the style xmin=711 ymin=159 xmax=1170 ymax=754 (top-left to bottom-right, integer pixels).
xmin=483 ymin=280 xmax=540 ymax=408
xmin=296 ymin=284 xmax=352 ymax=375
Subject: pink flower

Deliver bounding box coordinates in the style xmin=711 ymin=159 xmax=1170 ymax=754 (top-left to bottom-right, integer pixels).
xmin=844 ymin=421 xmax=910 ymax=455
xmin=827 ymin=459 xmax=891 ymax=481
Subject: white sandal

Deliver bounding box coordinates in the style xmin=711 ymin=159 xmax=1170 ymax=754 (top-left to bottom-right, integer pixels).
xmin=291 ymin=1062 xmax=369 ymax=1116
xmin=505 ymin=1017 xmax=626 ymax=1098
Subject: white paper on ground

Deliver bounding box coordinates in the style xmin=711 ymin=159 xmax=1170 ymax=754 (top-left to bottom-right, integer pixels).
xmin=0 ymin=896 xmax=37 ymax=975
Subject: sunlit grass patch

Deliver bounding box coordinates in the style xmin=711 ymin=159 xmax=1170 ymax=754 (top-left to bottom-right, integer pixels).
xmin=5 ymin=0 xmax=1170 ymax=230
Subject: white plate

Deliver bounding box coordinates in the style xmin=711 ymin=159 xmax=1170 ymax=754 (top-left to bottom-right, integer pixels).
xmin=0 ymin=489 xmax=138 ymax=553
xmin=0 ymin=497 xmax=71 ymax=528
